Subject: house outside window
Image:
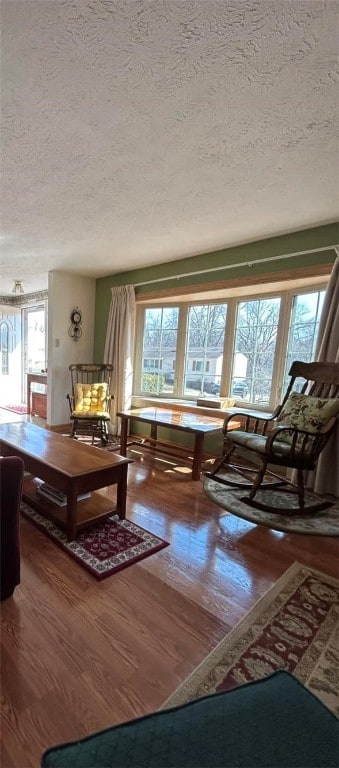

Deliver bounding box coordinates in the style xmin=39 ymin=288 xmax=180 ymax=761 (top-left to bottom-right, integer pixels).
xmin=134 ymin=286 xmax=326 ymax=409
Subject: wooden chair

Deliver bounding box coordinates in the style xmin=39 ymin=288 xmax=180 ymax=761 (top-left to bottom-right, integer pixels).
xmin=206 ymin=361 xmax=339 ymax=514
xmin=67 ymin=363 xmax=114 ymax=444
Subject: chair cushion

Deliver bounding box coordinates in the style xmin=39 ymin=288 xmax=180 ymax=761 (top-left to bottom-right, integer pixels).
xmin=72 ymin=383 xmax=109 ymax=417
xmin=276 ymin=392 xmax=339 ymax=436
xmin=227 ymin=430 xmax=292 ymax=457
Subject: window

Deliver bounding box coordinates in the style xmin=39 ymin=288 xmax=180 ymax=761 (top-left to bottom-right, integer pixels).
xmin=232 ymin=298 xmax=281 ymax=404
xmin=184 ymin=304 xmax=227 ymax=395
xmin=135 ymin=287 xmax=326 ymax=409
xmin=144 ymin=358 xmax=163 ymax=371
xmin=141 ymin=307 xmax=179 ymax=394
xmin=0 ymin=321 xmax=9 ymax=375
xmin=283 ymin=291 xmax=325 ymax=392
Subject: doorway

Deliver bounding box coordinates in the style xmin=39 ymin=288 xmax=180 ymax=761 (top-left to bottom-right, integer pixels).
xmin=22 ymin=303 xmax=48 ymax=407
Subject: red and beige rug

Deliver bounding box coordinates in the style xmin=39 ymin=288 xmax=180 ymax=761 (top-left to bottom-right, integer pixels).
xmin=164 ymin=562 xmax=339 ymax=715
xmin=2 ymin=404 xmax=30 ymax=415
xmin=21 ymin=502 xmax=169 ymax=579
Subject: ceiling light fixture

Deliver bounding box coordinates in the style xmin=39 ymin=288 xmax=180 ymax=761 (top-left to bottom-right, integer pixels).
xmin=12 ymin=280 xmax=24 ymax=295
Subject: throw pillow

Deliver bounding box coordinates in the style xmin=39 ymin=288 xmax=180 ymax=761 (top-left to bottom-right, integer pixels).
xmin=276 ymin=392 xmax=339 ymax=448
xmin=73 ymin=382 xmax=108 ymax=416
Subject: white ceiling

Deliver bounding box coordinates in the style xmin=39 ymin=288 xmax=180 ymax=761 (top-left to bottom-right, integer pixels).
xmin=1 ymin=0 xmax=338 ymax=296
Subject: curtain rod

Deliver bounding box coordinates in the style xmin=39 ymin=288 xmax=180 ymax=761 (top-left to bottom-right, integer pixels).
xmin=133 ymin=245 xmax=336 ymax=288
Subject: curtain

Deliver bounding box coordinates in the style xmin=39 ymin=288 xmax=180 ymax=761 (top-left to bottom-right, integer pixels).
xmin=306 ymin=254 xmax=339 ymax=497
xmin=103 ymin=285 xmax=136 ymax=435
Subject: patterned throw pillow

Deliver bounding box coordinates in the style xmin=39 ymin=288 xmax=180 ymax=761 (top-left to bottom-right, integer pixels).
xmin=276 ymin=392 xmax=339 ymax=447
xmin=73 ymin=382 xmax=108 ymax=416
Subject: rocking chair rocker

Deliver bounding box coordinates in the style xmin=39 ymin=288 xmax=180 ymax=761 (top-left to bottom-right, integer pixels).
xmin=206 ymin=361 xmax=339 ymax=514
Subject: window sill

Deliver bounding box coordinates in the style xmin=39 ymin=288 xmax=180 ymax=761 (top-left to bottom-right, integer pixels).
xmin=131 ymin=396 xmax=273 ymax=421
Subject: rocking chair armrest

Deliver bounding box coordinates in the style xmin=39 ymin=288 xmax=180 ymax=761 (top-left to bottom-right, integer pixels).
xmin=66 ymin=394 xmax=75 ymax=414
xmin=223 ymin=409 xmax=277 ymax=436
xmin=266 ymin=425 xmax=325 ymax=458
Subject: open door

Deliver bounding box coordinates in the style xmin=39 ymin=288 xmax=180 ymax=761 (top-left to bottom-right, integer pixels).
xmin=22 ymin=303 xmax=48 ymax=412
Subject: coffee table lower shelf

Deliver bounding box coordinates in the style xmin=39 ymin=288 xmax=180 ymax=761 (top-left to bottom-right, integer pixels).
xmin=22 ymin=475 xmax=117 ymax=536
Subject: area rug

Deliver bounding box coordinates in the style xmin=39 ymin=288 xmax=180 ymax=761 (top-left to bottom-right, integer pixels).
xmin=61 ymin=433 xmax=122 ymax=452
xmin=21 ymin=502 xmax=169 ymax=579
xmin=204 ymin=473 xmax=339 ymax=536
xmin=163 ymin=562 xmax=339 ymax=715
xmin=2 ymin=404 xmax=29 ymax=415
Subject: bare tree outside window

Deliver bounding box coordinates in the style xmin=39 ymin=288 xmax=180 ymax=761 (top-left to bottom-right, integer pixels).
xmin=184 ymin=304 xmax=227 ymax=395
xmin=232 ymin=298 xmax=281 ymax=404
xmin=283 ymin=291 xmax=325 ymax=392
xmin=142 ymin=307 xmax=179 ymax=393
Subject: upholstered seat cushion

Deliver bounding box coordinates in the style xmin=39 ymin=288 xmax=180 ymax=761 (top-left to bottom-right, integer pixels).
xmin=227 ymin=430 xmax=291 ymax=456
xmin=72 ymin=383 xmax=109 ymax=418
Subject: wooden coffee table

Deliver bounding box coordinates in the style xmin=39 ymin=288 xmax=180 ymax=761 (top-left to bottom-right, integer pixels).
xmin=0 ymin=422 xmax=132 ymax=541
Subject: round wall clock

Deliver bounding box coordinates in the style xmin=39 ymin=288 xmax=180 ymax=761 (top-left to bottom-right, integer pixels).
xmin=71 ymin=309 xmax=82 ymax=324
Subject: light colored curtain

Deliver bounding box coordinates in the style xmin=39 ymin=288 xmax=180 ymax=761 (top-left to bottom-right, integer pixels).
xmin=306 ymin=254 xmax=339 ymax=497
xmin=104 ymin=285 xmax=136 ymax=435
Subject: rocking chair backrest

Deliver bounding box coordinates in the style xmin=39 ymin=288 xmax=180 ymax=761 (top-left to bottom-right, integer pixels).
xmin=69 ymin=363 xmax=113 ymax=398
xmin=281 ymin=360 xmax=339 ymax=412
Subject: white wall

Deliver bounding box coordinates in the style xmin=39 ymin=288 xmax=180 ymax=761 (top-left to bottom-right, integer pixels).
xmin=47 ymin=271 xmax=96 ymax=426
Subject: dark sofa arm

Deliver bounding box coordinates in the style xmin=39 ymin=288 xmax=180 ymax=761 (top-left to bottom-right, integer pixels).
xmin=1 ymin=455 xmax=24 ymax=601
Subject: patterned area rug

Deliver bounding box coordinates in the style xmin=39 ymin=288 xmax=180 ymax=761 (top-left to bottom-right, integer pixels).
xmin=2 ymin=404 xmax=29 ymax=414
xmin=204 ymin=473 xmax=339 ymax=536
xmin=163 ymin=562 xmax=339 ymax=715
xmin=61 ymin=433 xmax=122 ymax=452
xmin=21 ymin=502 xmax=169 ymax=579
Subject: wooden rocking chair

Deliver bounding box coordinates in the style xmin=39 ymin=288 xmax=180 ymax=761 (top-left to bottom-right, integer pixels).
xmin=205 ymin=361 xmax=339 ymax=514
xmin=67 ymin=363 xmax=114 ymax=444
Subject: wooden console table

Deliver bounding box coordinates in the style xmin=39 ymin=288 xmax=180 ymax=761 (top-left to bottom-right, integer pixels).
xmin=117 ymin=407 xmax=240 ymax=481
xmin=26 ymin=372 xmax=47 ymax=414
xmin=0 ymin=422 xmax=132 ymax=541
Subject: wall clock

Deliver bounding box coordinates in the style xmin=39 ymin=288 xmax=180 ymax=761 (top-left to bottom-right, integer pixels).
xmin=71 ymin=309 xmax=82 ymax=325
xmin=69 ymin=307 xmax=83 ymax=341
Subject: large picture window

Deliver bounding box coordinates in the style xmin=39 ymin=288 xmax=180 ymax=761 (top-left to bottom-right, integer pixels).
xmin=135 ymin=286 xmax=326 ymax=409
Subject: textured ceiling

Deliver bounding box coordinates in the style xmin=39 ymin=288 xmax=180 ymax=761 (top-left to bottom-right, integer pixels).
xmin=1 ymin=0 xmax=338 ymax=295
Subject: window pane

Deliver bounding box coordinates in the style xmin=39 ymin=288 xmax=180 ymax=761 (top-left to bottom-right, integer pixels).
xmin=26 ymin=307 xmax=46 ymax=373
xmin=283 ymin=291 xmax=325 ymax=392
xmin=232 ymin=298 xmax=281 ymax=404
xmin=141 ymin=307 xmax=179 ymax=394
xmin=184 ymin=304 xmax=227 ymax=396
xmin=0 ymin=322 xmax=9 ymax=375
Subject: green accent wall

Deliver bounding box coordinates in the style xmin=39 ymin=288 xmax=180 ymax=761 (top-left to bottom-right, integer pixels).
xmin=94 ymin=223 xmax=338 ymax=359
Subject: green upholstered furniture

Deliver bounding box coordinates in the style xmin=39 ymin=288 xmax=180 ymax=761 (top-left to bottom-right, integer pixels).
xmin=41 ymin=672 xmax=338 ymax=768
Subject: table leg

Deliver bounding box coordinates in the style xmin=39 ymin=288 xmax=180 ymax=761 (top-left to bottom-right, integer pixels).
xmin=120 ymin=415 xmax=128 ymax=456
xmin=150 ymin=422 xmax=157 ymax=448
xmin=66 ymin=488 xmax=78 ymax=541
xmin=192 ymin=432 xmax=204 ymax=481
xmin=116 ymin=465 xmax=128 ymax=519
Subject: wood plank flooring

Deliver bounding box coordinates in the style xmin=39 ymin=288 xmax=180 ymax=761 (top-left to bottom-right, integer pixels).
xmin=1 ymin=413 xmax=338 ymax=767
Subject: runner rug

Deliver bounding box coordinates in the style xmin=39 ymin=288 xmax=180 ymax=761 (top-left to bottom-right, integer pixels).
xmin=2 ymin=404 xmax=30 ymax=415
xmin=21 ymin=502 xmax=169 ymax=579
xmin=163 ymin=562 xmax=339 ymax=715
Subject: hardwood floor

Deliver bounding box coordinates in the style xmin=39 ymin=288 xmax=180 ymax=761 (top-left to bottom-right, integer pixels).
xmin=1 ymin=412 xmax=338 ymax=767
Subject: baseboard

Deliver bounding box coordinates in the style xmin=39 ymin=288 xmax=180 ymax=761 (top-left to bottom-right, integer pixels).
xmin=48 ymin=423 xmax=71 ymax=434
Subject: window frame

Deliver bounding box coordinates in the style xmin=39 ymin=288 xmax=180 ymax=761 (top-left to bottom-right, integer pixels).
xmin=134 ymin=282 xmax=327 ymax=411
